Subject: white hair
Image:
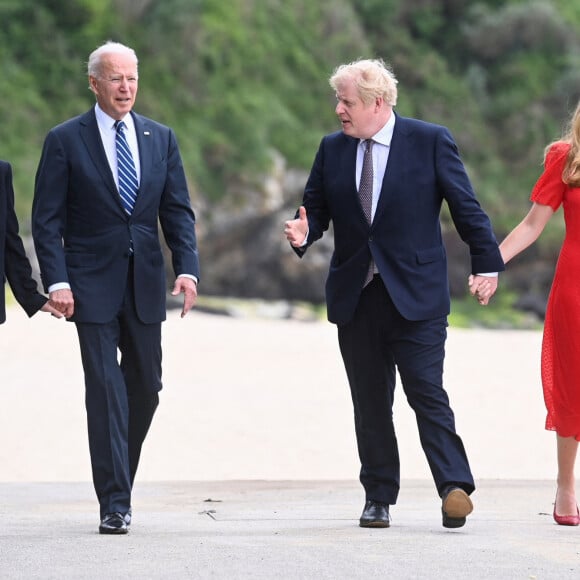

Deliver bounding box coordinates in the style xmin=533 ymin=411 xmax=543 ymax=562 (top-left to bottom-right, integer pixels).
xmin=87 ymin=41 xmax=138 ymax=78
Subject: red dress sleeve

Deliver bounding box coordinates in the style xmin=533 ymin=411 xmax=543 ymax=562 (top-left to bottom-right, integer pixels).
xmin=530 ymin=142 xmax=570 ymax=211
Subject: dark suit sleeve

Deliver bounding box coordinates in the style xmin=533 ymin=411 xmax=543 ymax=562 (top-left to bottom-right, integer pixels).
xmin=2 ymin=162 xmax=47 ymax=317
xmin=31 ymin=130 xmax=71 ymax=291
xmin=435 ymin=128 xmax=505 ymax=274
xmin=291 ymin=137 xmax=332 ymax=258
xmin=157 ymin=129 xmax=200 ymax=279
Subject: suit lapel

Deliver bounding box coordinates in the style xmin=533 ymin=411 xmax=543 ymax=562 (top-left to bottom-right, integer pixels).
xmin=341 ymin=137 xmax=367 ymax=224
xmin=131 ymin=112 xmax=153 ymax=212
xmin=373 ymin=115 xmax=410 ymax=224
xmin=79 ymin=110 xmax=119 ymax=200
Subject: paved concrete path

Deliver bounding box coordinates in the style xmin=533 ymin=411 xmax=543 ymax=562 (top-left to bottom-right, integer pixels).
xmin=1 ymin=480 xmax=579 ymax=579
xmin=1 ymin=306 xmax=577 ymax=578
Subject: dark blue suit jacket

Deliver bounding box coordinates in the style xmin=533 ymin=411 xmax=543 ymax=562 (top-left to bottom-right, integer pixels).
xmin=0 ymin=160 xmax=46 ymax=323
xmin=32 ymin=108 xmax=200 ymax=324
xmin=297 ymin=114 xmax=504 ymax=325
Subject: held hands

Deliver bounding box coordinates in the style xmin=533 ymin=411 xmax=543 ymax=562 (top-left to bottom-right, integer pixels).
xmin=468 ymin=275 xmax=498 ymax=306
xmin=49 ymin=288 xmax=74 ymax=318
xmin=284 ymin=206 xmax=308 ymax=247
xmin=171 ymin=276 xmax=198 ymax=318
xmin=40 ymin=300 xmax=64 ymax=318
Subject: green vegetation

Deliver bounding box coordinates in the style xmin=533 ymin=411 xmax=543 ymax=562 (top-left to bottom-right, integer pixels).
xmin=187 ymin=292 xmax=545 ymax=330
xmin=193 ymin=292 xmax=544 ymax=330
xmin=1 ymin=0 xmax=578 ymax=223
xmin=1 ymin=0 xmax=578 ymax=327
xmin=5 ymin=285 xmax=542 ymax=330
xmin=449 ymin=292 xmax=543 ymax=330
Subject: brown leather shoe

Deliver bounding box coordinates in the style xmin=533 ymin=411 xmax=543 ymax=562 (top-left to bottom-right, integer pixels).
xmin=441 ymin=487 xmax=473 ymax=528
xmin=359 ymin=500 xmax=390 ymax=528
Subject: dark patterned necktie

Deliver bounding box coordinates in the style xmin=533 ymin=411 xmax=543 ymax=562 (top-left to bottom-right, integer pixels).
xmin=359 ymin=139 xmax=374 ymax=224
xmin=115 ymin=120 xmax=138 ymax=215
xmin=359 ymin=139 xmax=375 ymax=286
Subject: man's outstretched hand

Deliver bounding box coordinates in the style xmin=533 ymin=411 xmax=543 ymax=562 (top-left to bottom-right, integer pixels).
xmin=284 ymin=205 xmax=308 ymax=248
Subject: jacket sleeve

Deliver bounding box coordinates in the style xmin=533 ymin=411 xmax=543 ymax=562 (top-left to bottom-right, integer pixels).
xmin=158 ymin=128 xmax=200 ymax=280
xmin=3 ymin=162 xmax=47 ymax=317
xmin=435 ymin=128 xmax=505 ymax=274
xmin=291 ymin=136 xmax=332 ymax=258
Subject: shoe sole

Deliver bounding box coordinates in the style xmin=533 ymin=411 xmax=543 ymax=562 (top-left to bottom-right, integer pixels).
xmin=359 ymin=520 xmax=390 ymax=528
xmin=99 ymin=526 xmax=128 ymax=535
xmin=442 ymin=489 xmax=473 ymax=528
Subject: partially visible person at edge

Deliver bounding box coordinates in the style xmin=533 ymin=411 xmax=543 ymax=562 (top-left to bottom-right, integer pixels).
xmin=1 ymin=159 xmax=60 ymax=323
xmin=284 ymin=58 xmax=504 ymax=529
xmin=472 ymin=101 xmax=580 ymax=527
xmin=32 ymin=41 xmax=200 ymax=535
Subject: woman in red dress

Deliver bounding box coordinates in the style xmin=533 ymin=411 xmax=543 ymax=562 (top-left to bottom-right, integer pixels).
xmin=477 ymin=102 xmax=580 ymax=526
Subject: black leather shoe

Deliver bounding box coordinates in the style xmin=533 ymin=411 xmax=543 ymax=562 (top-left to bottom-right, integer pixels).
xmin=359 ymin=500 xmax=390 ymax=528
xmin=441 ymin=487 xmax=473 ymax=528
xmin=99 ymin=513 xmax=128 ymax=535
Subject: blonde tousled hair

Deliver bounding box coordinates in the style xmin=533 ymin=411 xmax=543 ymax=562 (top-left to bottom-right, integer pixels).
xmin=329 ymin=58 xmax=398 ymax=107
xmin=546 ymin=101 xmax=580 ymax=187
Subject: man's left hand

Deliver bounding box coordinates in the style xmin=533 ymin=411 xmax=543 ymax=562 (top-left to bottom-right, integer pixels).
xmin=468 ymin=274 xmax=498 ymax=306
xmin=171 ymin=277 xmax=198 ymax=318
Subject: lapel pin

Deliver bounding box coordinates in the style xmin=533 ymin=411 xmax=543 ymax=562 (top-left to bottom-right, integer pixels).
xmin=144 ymin=131 xmax=150 ymax=136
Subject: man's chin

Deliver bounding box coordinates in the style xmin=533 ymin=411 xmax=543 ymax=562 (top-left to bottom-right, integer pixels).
xmin=341 ymin=124 xmax=359 ymax=138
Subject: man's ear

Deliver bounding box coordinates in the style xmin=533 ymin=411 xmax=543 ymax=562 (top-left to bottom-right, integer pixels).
xmin=88 ymin=76 xmax=98 ymax=95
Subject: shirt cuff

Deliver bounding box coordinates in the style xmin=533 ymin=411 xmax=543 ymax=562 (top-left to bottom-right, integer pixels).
xmin=48 ymin=282 xmax=71 ymax=293
xmin=177 ymin=274 xmax=198 ymax=284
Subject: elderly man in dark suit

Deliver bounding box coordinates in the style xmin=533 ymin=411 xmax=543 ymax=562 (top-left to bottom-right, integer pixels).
xmin=32 ymin=41 xmax=200 ymax=534
xmin=285 ymin=58 xmax=504 ymax=529
xmin=1 ymin=160 xmax=58 ymax=322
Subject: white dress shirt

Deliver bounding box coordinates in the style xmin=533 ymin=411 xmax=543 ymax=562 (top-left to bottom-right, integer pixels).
xmin=356 ymin=112 xmax=395 ymax=221
xmin=95 ymin=103 xmax=141 ymax=188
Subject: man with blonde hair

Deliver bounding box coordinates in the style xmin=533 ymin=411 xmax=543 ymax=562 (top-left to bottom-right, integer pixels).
xmin=285 ymin=58 xmax=503 ymax=529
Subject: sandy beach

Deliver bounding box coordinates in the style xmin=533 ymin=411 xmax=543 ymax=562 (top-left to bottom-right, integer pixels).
xmin=0 ymin=304 xmax=550 ymax=483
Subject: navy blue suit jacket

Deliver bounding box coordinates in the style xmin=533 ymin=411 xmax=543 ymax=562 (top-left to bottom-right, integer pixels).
xmin=0 ymin=161 xmax=46 ymax=323
xmin=32 ymin=108 xmax=200 ymax=324
xmin=296 ymin=114 xmax=504 ymax=325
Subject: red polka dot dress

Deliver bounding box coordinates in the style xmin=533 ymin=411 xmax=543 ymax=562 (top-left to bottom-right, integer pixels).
xmin=531 ymin=141 xmax=580 ymax=440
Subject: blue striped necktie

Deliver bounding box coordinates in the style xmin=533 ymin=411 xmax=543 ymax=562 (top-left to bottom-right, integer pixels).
xmin=114 ymin=120 xmax=138 ymax=214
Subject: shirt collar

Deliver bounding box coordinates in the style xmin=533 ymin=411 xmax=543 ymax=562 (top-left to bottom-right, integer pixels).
xmin=94 ymin=103 xmax=134 ymax=132
xmin=360 ymin=111 xmax=396 ymax=148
